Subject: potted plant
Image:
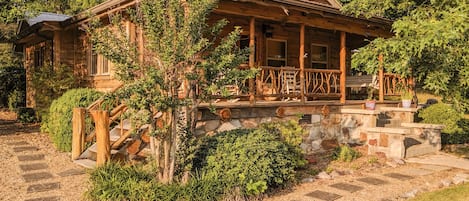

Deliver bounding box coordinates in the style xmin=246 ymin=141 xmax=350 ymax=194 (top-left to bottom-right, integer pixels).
xmin=401 ymin=89 xmax=413 ymax=108
xmin=365 ymin=85 xmax=377 ymax=110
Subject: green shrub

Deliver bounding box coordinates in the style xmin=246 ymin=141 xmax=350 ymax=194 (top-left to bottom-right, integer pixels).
xmin=86 ymin=163 xmax=223 ymax=201
xmin=8 ymin=89 xmax=26 ymax=111
xmin=332 ymin=145 xmax=361 ymax=162
xmin=418 ymin=103 xmax=463 ymax=134
xmin=0 ymin=67 xmax=25 ymax=107
xmin=42 ymin=88 xmax=102 ymax=152
xmin=17 ymin=107 xmax=37 ymax=123
xmin=195 ymin=123 xmax=305 ymax=196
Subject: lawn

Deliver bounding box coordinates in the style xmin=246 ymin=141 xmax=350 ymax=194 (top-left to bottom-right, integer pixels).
xmin=409 ymin=183 xmax=469 ymax=201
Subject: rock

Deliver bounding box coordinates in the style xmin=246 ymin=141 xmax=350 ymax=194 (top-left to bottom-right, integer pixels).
xmin=308 ymin=127 xmax=321 ymax=141
xmin=217 ymin=120 xmax=242 ymax=132
xmin=300 ymin=143 xmax=312 ymax=153
xmin=440 ymin=179 xmax=452 ymax=187
xmin=392 ymin=158 xmax=405 ymax=165
xmin=195 ymin=121 xmax=205 ymax=129
xmin=305 ymin=155 xmax=317 ymax=164
xmin=301 ymin=177 xmax=315 ymax=183
xmin=205 ymin=120 xmax=220 ymax=132
xmin=452 ymin=173 xmax=469 ymax=185
xmin=321 ymin=139 xmax=339 ymax=150
xmin=311 ymin=140 xmax=322 ymax=151
xmin=386 ymin=161 xmax=398 ymax=168
xmin=401 ymin=189 xmax=419 ymax=199
xmin=260 ymin=117 xmax=272 ymax=123
xmin=240 ymin=119 xmax=258 ymax=129
xmin=316 ymin=171 xmax=331 ymax=180
xmin=311 ymin=115 xmax=321 ymax=123
xmin=329 ymin=171 xmax=340 ymax=178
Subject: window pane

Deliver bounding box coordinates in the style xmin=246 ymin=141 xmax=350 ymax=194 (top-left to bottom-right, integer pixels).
xmin=267 ymin=40 xmax=286 ymax=59
xmin=91 ymin=52 xmax=98 ymax=75
xmin=311 ymin=45 xmax=327 ymax=62
xmin=101 ymin=57 xmax=109 ymax=74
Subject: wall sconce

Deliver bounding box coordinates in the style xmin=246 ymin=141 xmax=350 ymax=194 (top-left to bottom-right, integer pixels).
xmin=262 ymin=24 xmax=274 ymax=38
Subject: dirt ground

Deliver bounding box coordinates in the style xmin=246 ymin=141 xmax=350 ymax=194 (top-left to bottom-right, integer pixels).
xmin=0 ymin=109 xmax=89 ymax=201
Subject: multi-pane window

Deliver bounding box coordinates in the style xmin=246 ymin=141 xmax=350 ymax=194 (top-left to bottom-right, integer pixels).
xmin=89 ymin=49 xmax=110 ymax=76
xmin=266 ymin=39 xmax=287 ymax=67
xmin=33 ymin=46 xmax=45 ymax=69
xmin=311 ymin=44 xmax=328 ymax=69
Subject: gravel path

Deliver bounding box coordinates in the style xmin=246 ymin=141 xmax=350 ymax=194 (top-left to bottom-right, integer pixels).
xmin=0 ymin=112 xmax=89 ymax=201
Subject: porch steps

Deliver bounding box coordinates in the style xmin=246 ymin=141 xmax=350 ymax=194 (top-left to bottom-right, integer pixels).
xmin=74 ymin=159 xmax=96 ymax=169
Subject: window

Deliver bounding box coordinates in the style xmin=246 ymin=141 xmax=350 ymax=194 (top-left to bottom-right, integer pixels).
xmin=266 ymin=39 xmax=287 ymax=67
xmin=311 ymin=44 xmax=328 ymax=69
xmin=89 ymin=49 xmax=110 ymax=76
xmin=33 ymin=46 xmax=45 ymax=69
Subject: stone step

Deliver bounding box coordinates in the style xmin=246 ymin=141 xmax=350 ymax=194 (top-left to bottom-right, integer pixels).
xmin=109 ymin=127 xmax=124 ymax=141
xmin=405 ymin=144 xmax=439 ymax=158
xmin=115 ymin=119 xmax=131 ymax=130
xmin=87 ymin=143 xmax=120 ymax=155
xmin=73 ymin=159 xmax=96 ymax=169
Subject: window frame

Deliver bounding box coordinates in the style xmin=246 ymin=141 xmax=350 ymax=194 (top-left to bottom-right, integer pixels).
xmin=266 ymin=38 xmax=287 ymax=67
xmin=88 ymin=48 xmax=111 ymax=76
xmin=310 ymin=43 xmax=328 ymax=69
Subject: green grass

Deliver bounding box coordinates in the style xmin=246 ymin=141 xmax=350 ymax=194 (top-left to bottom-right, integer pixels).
xmin=409 ymin=183 xmax=469 ymax=201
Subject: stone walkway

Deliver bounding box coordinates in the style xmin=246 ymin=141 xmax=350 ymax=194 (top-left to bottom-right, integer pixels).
xmin=1 ymin=133 xmax=88 ymax=201
xmin=267 ymin=154 xmax=469 ymax=201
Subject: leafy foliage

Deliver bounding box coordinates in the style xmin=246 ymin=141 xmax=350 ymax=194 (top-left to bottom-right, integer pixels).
xmin=8 ymin=89 xmax=26 ymax=111
xmin=418 ymin=103 xmax=463 ymax=134
xmin=17 ymin=107 xmax=37 ymax=123
xmin=86 ymin=163 xmax=224 ymax=201
xmin=31 ymin=64 xmax=80 ymax=116
xmin=343 ymin=0 xmax=469 ymax=111
xmin=88 ymin=0 xmax=255 ymax=182
xmin=42 ymin=88 xmax=102 ymax=152
xmin=195 ymin=123 xmax=305 ymax=196
xmin=0 ymin=66 xmax=25 ymax=108
xmin=332 ymin=145 xmax=361 ymax=162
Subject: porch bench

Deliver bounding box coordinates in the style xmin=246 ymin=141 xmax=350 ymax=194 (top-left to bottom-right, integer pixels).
xmin=346 ymin=75 xmax=374 ymax=88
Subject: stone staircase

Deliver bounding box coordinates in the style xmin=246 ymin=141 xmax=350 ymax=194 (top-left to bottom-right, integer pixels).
xmin=74 ymin=119 xmax=134 ymax=168
xmin=341 ymin=107 xmax=444 ymax=159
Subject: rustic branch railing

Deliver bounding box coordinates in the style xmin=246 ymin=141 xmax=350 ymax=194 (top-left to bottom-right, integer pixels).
xmin=304 ymin=69 xmax=341 ymax=97
xmin=384 ymin=73 xmax=408 ymax=96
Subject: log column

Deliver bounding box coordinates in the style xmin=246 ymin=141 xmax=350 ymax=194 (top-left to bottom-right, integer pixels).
xmin=249 ymin=17 xmax=256 ymax=104
xmin=91 ymin=110 xmax=110 ymax=167
xmin=72 ymin=108 xmax=86 ymax=160
xmin=340 ymin=32 xmax=346 ymax=104
xmin=378 ymin=54 xmax=384 ymax=102
xmin=300 ymin=24 xmax=305 ymax=103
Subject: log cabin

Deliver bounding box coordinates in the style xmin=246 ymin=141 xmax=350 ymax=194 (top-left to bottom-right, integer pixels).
xmin=16 ymin=0 xmax=442 ymax=167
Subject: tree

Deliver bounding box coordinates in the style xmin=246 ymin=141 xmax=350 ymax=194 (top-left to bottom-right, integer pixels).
xmin=342 ymin=0 xmax=469 ymax=111
xmin=88 ymin=0 xmax=256 ymax=183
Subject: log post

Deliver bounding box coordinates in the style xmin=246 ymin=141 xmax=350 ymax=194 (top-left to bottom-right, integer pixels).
xmin=340 ymin=32 xmax=346 ymax=104
xmin=249 ymin=17 xmax=256 ymax=104
xmin=378 ymin=54 xmax=384 ymax=102
xmin=72 ymin=108 xmax=86 ymax=160
xmin=91 ymin=110 xmax=110 ymax=167
xmin=299 ymin=24 xmax=305 ymax=103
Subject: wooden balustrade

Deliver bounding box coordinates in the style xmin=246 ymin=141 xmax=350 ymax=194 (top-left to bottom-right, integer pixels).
xmin=384 ymin=73 xmax=408 ymax=96
xmin=304 ymin=69 xmax=341 ymax=97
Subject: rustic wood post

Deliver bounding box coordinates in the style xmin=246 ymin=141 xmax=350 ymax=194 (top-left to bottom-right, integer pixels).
xmin=340 ymin=32 xmax=346 ymax=104
xmin=249 ymin=17 xmax=256 ymax=104
xmin=378 ymin=54 xmax=384 ymax=102
xmin=299 ymin=24 xmax=305 ymax=103
xmin=91 ymin=110 xmax=110 ymax=167
xmin=72 ymin=108 xmax=86 ymax=160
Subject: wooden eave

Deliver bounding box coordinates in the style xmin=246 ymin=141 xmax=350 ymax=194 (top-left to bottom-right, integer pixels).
xmin=215 ymin=0 xmax=392 ymax=38
xmin=61 ymin=0 xmax=135 ymax=27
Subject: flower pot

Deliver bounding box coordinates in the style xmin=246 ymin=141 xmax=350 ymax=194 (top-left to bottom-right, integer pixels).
xmin=365 ymin=100 xmax=376 ymax=110
xmin=401 ymin=99 xmax=412 ymax=108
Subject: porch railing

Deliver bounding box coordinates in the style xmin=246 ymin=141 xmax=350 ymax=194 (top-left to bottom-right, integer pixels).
xmin=384 ymin=73 xmax=409 ymax=96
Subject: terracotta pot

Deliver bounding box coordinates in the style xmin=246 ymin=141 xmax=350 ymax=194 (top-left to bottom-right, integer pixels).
xmin=365 ymin=100 xmax=376 ymax=110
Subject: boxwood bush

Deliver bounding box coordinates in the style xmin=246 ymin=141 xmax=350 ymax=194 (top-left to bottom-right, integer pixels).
xmin=42 ymin=88 xmax=102 ymax=152
xmin=418 ymin=103 xmax=464 ymax=134
xmin=195 ymin=122 xmax=306 ymax=196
